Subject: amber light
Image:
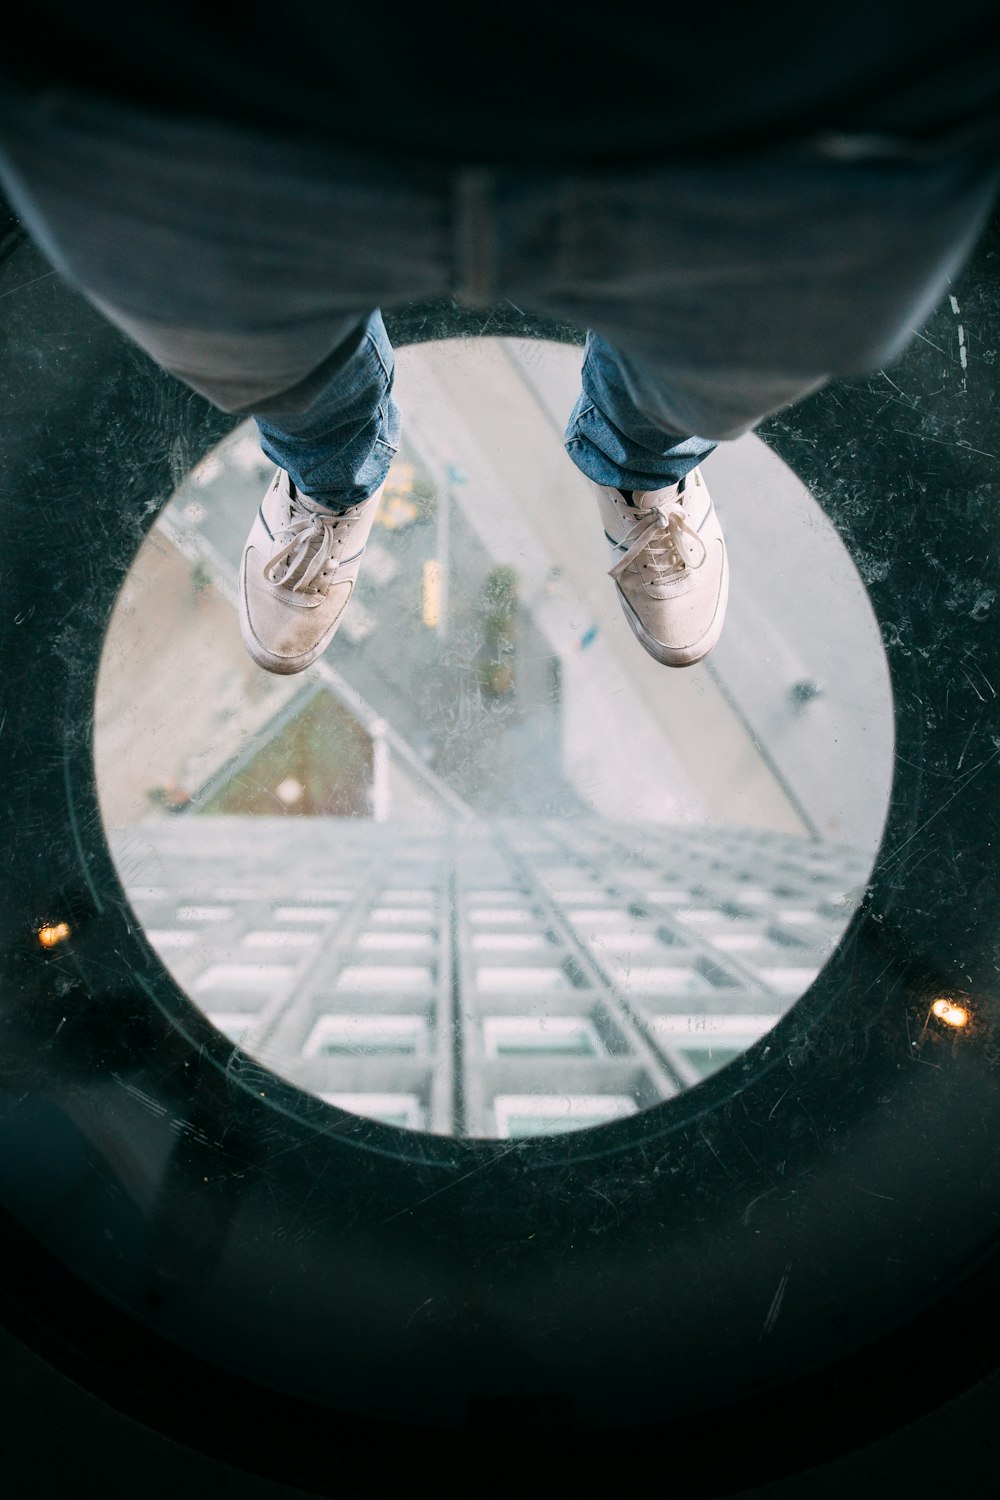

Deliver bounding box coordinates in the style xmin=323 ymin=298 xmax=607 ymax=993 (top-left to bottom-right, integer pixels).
xmin=37 ymin=921 xmax=71 ymax=949
xmin=931 ymin=998 xmax=970 ymax=1028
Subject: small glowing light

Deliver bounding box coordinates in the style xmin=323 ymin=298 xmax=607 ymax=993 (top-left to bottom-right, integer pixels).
xmin=931 ymin=998 xmax=970 ymax=1028
xmin=37 ymin=921 xmax=71 ymax=949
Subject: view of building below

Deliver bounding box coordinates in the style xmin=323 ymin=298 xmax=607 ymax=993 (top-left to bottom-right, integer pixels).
xmin=94 ymin=336 xmax=894 ymax=1139
xmin=110 ymin=816 xmax=869 ymax=1137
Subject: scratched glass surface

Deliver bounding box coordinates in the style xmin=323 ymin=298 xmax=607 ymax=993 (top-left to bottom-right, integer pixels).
xmin=93 ymin=337 xmax=894 ymax=1138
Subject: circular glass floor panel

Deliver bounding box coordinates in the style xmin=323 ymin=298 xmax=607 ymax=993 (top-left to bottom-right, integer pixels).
xmin=94 ymin=336 xmax=894 ymax=1138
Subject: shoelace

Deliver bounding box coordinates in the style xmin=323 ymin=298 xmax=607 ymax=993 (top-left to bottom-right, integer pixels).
xmin=608 ymin=498 xmax=707 ymax=582
xmin=263 ymin=500 xmax=346 ymax=595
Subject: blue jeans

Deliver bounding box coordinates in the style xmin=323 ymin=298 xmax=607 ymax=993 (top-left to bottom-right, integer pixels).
xmin=1 ymin=90 xmax=997 ymax=510
xmin=253 ymin=314 xmax=717 ymax=507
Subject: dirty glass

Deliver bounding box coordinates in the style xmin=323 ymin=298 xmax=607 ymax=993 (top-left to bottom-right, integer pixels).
xmin=94 ymin=335 xmax=894 ymax=1139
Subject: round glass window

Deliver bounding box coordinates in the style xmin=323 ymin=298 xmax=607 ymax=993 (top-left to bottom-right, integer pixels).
xmin=94 ymin=335 xmax=894 ymax=1139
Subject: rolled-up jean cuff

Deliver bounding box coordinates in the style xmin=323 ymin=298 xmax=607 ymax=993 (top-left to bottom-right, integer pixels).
xmin=88 ymin=293 xmax=369 ymax=415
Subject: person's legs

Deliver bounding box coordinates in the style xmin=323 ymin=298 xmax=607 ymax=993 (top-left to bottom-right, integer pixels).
xmin=253 ymin=312 xmax=399 ymax=510
xmin=557 ymin=331 xmax=836 ymax=666
xmin=236 ymin=311 xmax=402 ymax=674
xmin=563 ymin=329 xmax=831 ymax=491
xmin=510 ymin=146 xmax=1000 ymax=667
xmin=0 ymin=95 xmax=437 ymax=673
xmin=561 ymin=332 xmax=731 ymax=667
xmin=83 ymin=298 xmax=400 ymax=507
xmin=237 ymin=312 xmax=400 ymax=674
xmin=564 ymin=332 xmax=717 ymax=493
xmin=74 ymin=294 xmax=401 ymax=674
xmin=4 ymin=92 xmax=999 ymax=679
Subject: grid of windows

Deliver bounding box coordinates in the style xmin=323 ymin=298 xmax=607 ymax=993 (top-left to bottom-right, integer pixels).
xmin=116 ymin=816 xmax=869 ymax=1137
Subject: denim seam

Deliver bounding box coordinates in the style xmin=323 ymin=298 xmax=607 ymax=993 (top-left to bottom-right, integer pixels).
xmin=364 ymin=328 xmax=394 ymax=388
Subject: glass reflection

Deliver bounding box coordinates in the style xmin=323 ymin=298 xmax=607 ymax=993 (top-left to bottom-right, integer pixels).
xmin=94 ymin=337 xmax=894 ymax=1138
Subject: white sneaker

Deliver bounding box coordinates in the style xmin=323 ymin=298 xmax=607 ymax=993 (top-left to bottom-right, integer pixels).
xmin=238 ymin=469 xmax=383 ymax=674
xmin=594 ymin=467 xmax=729 ymax=667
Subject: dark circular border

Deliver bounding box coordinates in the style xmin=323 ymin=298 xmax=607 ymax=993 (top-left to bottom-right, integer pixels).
xmin=1 ymin=211 xmax=999 ymax=1496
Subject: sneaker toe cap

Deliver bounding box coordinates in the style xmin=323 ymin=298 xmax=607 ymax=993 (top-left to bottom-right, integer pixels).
xmin=243 ymin=556 xmax=352 ymax=668
xmin=623 ymin=544 xmax=726 ymax=649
